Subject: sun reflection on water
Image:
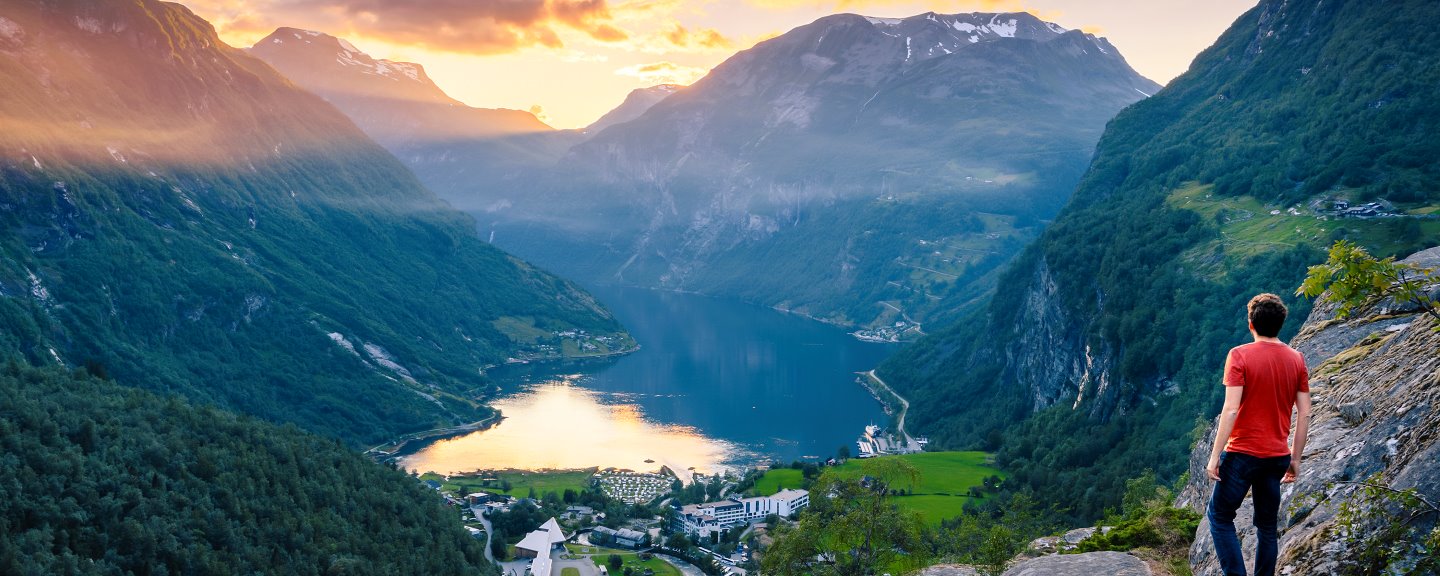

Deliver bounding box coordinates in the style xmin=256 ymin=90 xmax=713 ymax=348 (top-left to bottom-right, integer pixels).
xmin=400 ymin=378 xmax=749 ymax=476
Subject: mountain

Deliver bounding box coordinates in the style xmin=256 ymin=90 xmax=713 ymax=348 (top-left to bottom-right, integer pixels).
xmin=466 ymin=11 xmax=1160 ymax=329
xmin=1179 ymin=247 xmax=1439 ymax=575
xmin=0 ymin=0 xmax=628 ymax=445
xmin=881 ymin=0 xmax=1440 ymax=521
xmin=250 ymin=28 xmax=586 ymax=221
xmin=0 ymin=364 xmax=494 ymax=575
xmin=585 ymin=84 xmax=683 ymax=133
xmin=249 ymin=27 xmax=550 ymax=147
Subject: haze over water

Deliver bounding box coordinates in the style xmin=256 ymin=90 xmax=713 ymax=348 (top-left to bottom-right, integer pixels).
xmin=401 ymin=285 xmax=896 ymax=476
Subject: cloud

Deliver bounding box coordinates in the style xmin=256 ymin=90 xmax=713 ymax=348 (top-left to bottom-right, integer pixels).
xmin=663 ymin=23 xmax=733 ymax=49
xmin=615 ymin=61 xmax=710 ymax=85
xmin=744 ymin=0 xmax=1025 ymax=11
xmin=185 ymin=0 xmax=632 ymax=54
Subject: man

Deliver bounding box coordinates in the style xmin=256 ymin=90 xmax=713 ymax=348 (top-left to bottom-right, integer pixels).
xmin=1206 ymin=293 xmax=1312 ymax=576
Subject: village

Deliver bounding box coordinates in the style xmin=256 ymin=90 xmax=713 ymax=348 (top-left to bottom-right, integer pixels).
xmin=412 ymin=464 xmax=824 ymax=576
xmin=505 ymin=329 xmax=638 ymax=364
xmin=850 ymin=319 xmax=923 ymax=343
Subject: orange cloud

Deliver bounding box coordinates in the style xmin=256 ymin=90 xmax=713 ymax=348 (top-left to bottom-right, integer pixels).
xmin=664 ymin=23 xmax=733 ymax=49
xmin=744 ymin=0 xmax=1026 ymax=9
xmin=183 ymin=0 xmax=631 ymax=54
xmin=615 ymin=61 xmax=710 ymax=84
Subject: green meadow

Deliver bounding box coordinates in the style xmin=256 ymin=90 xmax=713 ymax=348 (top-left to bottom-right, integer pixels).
xmin=754 ymin=452 xmax=1004 ymax=525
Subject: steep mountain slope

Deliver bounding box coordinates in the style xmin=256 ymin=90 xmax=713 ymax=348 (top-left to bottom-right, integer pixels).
xmin=249 ymin=27 xmax=551 ymax=148
xmin=0 ymin=0 xmax=627 ymax=445
xmin=585 ymin=84 xmax=682 ymax=133
xmin=882 ymin=0 xmax=1440 ymax=520
xmin=483 ymin=12 xmax=1159 ymax=328
xmin=1180 ymin=247 xmax=1439 ymax=576
xmin=0 ymin=364 xmax=494 ymax=575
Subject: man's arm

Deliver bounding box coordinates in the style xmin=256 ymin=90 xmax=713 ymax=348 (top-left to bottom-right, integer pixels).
xmin=1207 ymin=384 xmax=1245 ymax=481
xmin=1284 ymin=391 xmax=1312 ymax=483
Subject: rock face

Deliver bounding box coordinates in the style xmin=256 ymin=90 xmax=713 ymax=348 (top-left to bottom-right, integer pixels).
xmin=1002 ymin=551 xmax=1151 ymax=576
xmin=1181 ymin=247 xmax=1440 ymax=575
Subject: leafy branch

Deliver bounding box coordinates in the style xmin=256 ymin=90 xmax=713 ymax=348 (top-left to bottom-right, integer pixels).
xmin=1296 ymin=240 xmax=1439 ymax=324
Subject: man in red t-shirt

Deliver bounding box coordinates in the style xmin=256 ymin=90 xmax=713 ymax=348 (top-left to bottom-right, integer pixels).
xmin=1205 ymin=293 xmax=1312 ymax=576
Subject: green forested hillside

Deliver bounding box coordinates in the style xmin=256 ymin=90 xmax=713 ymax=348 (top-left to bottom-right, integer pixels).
xmin=0 ymin=363 xmax=493 ymax=575
xmin=0 ymin=0 xmax=626 ymax=445
xmin=884 ymin=0 xmax=1440 ymax=521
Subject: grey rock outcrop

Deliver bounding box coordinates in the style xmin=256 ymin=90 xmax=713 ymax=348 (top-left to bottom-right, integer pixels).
xmin=1181 ymin=247 xmax=1440 ymax=575
xmin=917 ymin=564 xmax=981 ymax=576
xmin=1002 ymin=551 xmax=1150 ymax=576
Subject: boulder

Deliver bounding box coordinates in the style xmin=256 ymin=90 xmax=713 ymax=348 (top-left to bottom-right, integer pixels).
xmin=1002 ymin=551 xmax=1150 ymax=576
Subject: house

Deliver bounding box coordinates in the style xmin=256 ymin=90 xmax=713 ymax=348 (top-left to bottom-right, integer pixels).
xmin=561 ymin=505 xmax=595 ymax=520
xmin=466 ymin=492 xmax=494 ymax=505
xmin=591 ymin=525 xmax=646 ymax=549
xmin=423 ymin=480 xmax=443 ymax=490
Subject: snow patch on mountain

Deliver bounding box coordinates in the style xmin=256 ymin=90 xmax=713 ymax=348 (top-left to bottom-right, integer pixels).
xmin=0 ymin=17 xmax=24 ymax=42
xmin=987 ymin=16 xmax=1018 ymax=37
xmin=74 ymin=17 xmax=103 ymax=34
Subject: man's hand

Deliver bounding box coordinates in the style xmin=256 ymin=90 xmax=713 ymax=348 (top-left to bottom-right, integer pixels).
xmin=1282 ymin=460 xmax=1300 ymax=484
xmin=1207 ymin=455 xmax=1221 ymax=481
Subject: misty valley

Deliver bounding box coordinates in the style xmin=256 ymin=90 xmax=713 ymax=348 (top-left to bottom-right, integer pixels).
xmin=2 ymin=1 xmax=1438 ymax=575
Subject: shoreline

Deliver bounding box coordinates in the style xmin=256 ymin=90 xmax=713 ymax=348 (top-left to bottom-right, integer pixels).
xmin=364 ymin=411 xmax=505 ymax=462
xmin=857 ymin=369 xmax=923 ymax=452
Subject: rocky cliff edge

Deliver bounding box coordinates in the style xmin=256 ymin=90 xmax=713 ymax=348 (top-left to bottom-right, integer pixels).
xmin=1179 ymin=246 xmax=1440 ymax=575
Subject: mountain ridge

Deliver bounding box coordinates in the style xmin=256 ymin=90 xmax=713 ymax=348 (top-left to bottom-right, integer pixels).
xmin=250 ymin=26 xmax=552 ymax=147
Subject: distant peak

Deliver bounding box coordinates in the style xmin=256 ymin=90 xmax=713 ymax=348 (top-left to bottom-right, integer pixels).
xmin=848 ymin=11 xmax=1068 ymax=42
xmin=255 ymin=27 xmax=427 ymax=83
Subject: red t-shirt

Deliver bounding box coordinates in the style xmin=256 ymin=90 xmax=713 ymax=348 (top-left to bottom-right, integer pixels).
xmin=1223 ymin=341 xmax=1310 ymax=458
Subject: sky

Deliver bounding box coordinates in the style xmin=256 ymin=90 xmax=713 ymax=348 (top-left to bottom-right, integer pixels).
xmin=186 ymin=0 xmax=1258 ymax=129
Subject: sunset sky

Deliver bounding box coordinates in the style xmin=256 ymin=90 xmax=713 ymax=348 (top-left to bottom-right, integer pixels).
xmin=187 ymin=0 xmax=1257 ymax=129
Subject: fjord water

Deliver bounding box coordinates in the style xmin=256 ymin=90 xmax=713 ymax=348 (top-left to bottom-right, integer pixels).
xmin=402 ymin=285 xmax=895 ymax=475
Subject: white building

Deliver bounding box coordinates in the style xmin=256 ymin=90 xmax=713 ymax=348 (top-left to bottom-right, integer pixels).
xmin=675 ymin=489 xmax=811 ymax=538
xmin=517 ymin=517 xmax=569 ymax=576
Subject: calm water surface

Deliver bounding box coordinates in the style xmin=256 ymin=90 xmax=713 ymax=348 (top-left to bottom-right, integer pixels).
xmin=401 ymin=286 xmax=894 ymax=475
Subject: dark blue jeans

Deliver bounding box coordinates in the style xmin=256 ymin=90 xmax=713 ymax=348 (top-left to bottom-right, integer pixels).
xmin=1208 ymin=451 xmax=1291 ymax=576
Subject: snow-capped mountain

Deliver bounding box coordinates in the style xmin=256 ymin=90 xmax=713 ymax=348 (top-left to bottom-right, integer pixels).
xmin=250 ymin=27 xmax=550 ymax=148
xmin=458 ymin=11 xmax=1160 ymax=327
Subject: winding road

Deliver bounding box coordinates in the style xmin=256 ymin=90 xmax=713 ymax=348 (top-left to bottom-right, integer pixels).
xmin=864 ymin=370 xmax=922 ymax=452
